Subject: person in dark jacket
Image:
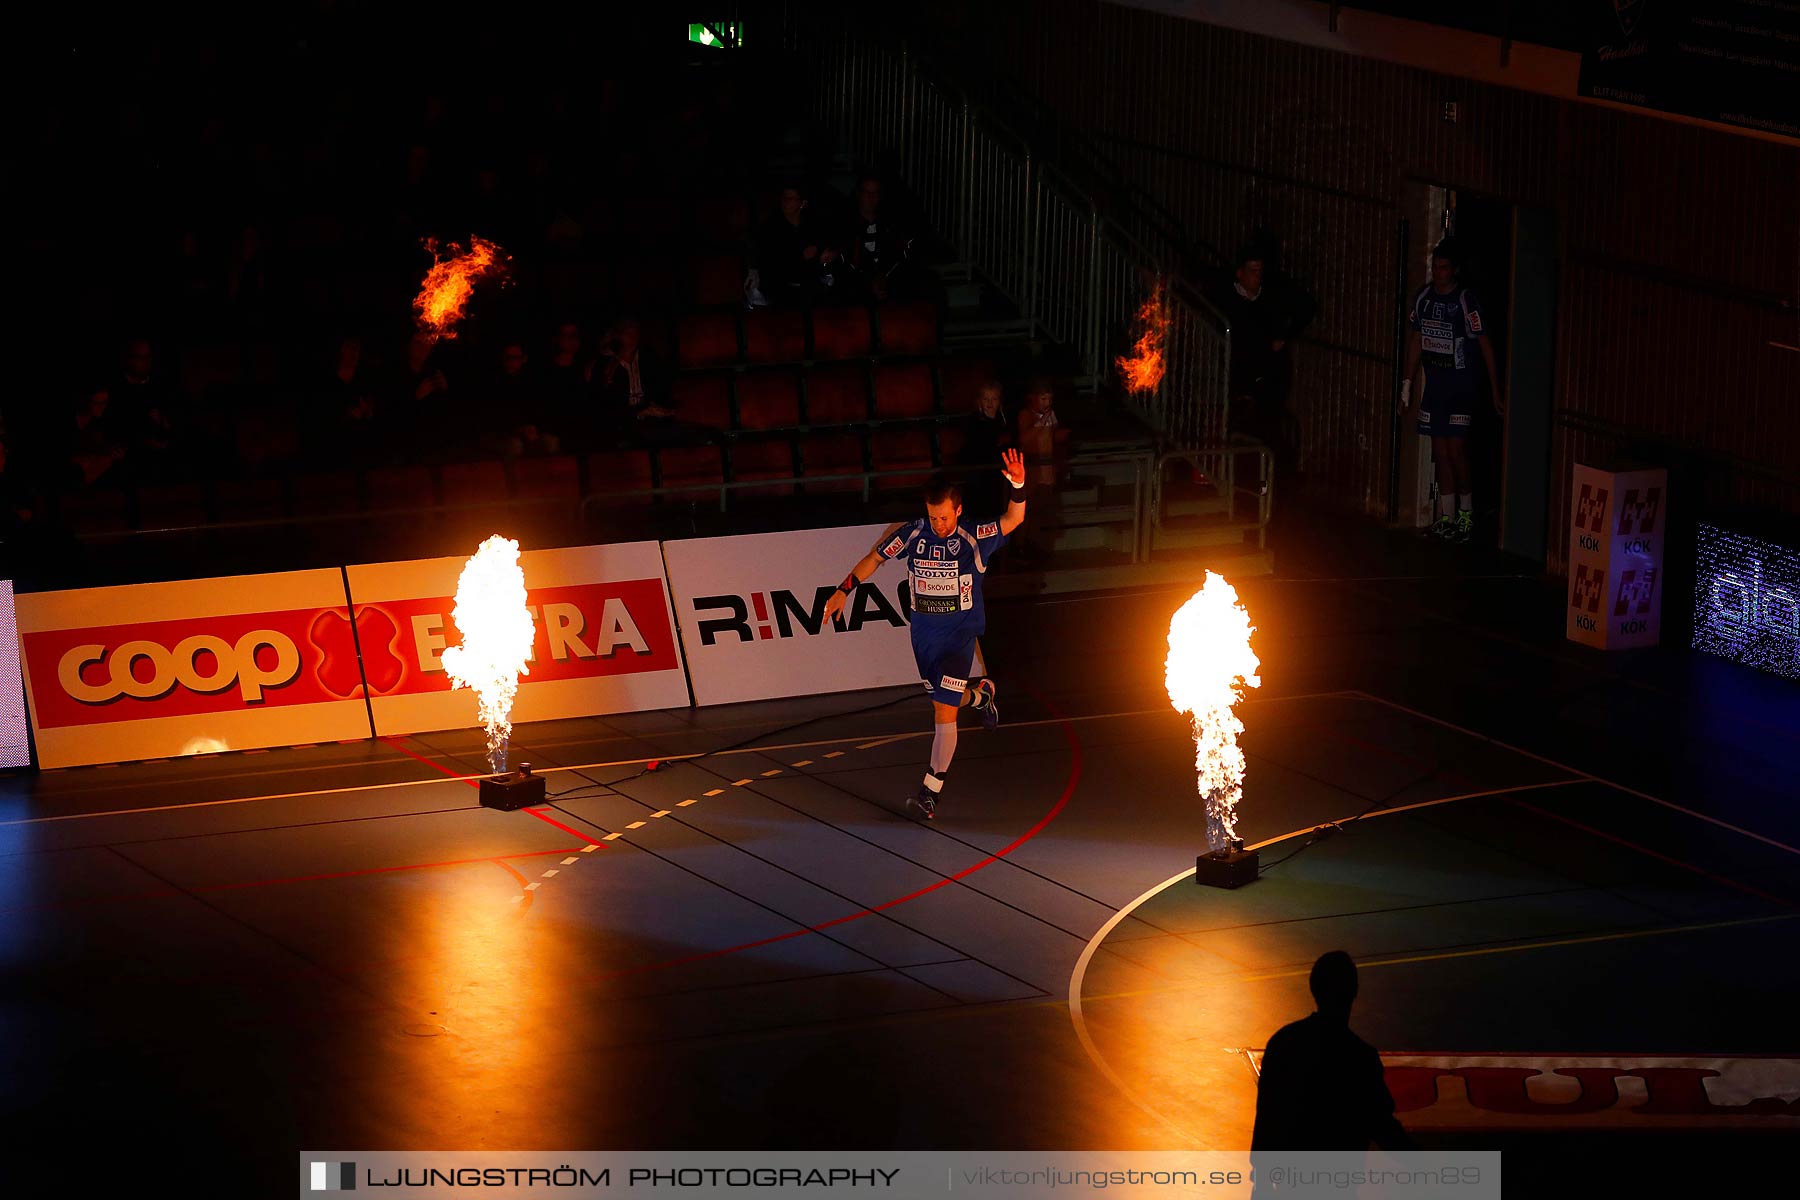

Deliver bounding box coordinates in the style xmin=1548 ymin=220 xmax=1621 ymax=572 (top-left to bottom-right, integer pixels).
xmin=748 ymin=183 xmax=837 ymax=307
xmin=1251 ymin=950 xmax=1413 ymax=1177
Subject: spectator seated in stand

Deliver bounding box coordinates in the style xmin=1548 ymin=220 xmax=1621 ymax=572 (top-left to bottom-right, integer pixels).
xmin=309 ymin=333 xmax=384 ymax=463
xmin=960 ymin=376 xmax=1015 ymax=517
xmin=541 ymin=319 xmax=591 ymax=435
xmin=487 ymin=338 xmax=560 ymax=458
xmin=67 ymin=387 xmax=130 ymax=488
xmin=1014 ymin=377 xmax=1070 ymax=564
xmin=395 ymin=330 xmax=456 ymax=456
xmin=591 ymin=316 xmax=675 ymax=443
xmin=747 ymin=182 xmax=839 ymax=308
xmin=839 ymin=174 xmax=916 ymax=302
xmin=112 ymin=337 xmax=182 ymax=480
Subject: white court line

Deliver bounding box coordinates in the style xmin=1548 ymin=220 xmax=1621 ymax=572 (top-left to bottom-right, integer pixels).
xmin=650 ymin=810 xmax=671 ymax=818
xmin=677 ymin=799 xmax=697 ymax=807
xmin=1244 ymin=779 xmax=1590 ymax=852
xmin=855 ymin=734 xmax=915 ymax=750
xmin=0 ymin=693 xmax=1354 ymax=829
xmin=541 ymin=869 xmax=558 ymax=878
xmin=562 ymin=857 xmax=579 ymax=865
xmin=1347 ymin=689 xmax=1800 ymax=857
xmin=625 ymin=821 xmax=646 ymax=830
xmin=602 ymin=832 xmax=622 ymax=841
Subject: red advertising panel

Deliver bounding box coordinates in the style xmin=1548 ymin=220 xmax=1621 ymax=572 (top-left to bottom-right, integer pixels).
xmin=343 ymin=542 xmax=690 ymax=738
xmin=16 ymin=571 xmax=372 ymax=767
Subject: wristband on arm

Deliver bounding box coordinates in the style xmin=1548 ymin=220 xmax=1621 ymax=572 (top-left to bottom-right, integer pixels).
xmin=837 ymin=572 xmax=860 ymax=595
xmin=1010 ymin=480 xmax=1027 ymax=501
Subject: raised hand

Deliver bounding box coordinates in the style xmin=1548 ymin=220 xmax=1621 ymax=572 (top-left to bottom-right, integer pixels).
xmin=1001 ymin=447 xmax=1026 ymax=488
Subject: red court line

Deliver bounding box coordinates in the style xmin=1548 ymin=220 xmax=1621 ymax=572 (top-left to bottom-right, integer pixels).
xmin=383 ymin=736 xmax=481 ymax=787
xmin=524 ymin=807 xmax=602 ymax=845
xmin=492 ymin=858 xmax=536 ymax=914
xmin=591 ymin=698 xmax=1084 ymax=981
xmin=4 ymin=846 xmax=580 ymax=915
xmin=1509 ymin=798 xmax=1795 ymax=909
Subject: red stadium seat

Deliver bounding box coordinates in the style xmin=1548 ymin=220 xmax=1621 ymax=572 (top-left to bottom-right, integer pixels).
xmin=441 ymin=460 xmax=510 ymax=507
xmin=233 ymin=408 xmax=300 ymax=467
xmin=870 ymin=429 xmax=936 ymax=490
xmin=935 ymin=423 xmax=968 ymax=466
xmin=798 ymin=431 xmax=867 ymax=492
xmin=290 ymin=472 xmax=363 ymax=518
xmin=729 ymin=438 xmax=799 ymax=497
xmin=805 ymin=365 xmax=870 ymax=426
xmin=656 ymin=445 xmax=725 ymax=494
xmin=511 ymin=455 xmax=582 ymax=503
xmin=678 ymin=312 xmax=740 ymax=368
xmin=939 ymin=357 xmax=998 ymax=413
xmin=744 ymin=308 xmax=806 ymax=364
xmin=366 ymin=465 xmax=437 ymax=512
xmin=671 ymin=374 xmax=732 ymax=430
xmin=689 ymin=252 xmax=745 ymax=308
xmin=132 ymin=484 xmax=210 ymax=530
xmin=59 ymin=488 xmax=131 ymax=536
xmin=692 ymin=194 xmax=751 ymax=243
xmin=735 ymin=370 xmax=802 ymax=430
xmin=810 ymin=305 xmax=873 ymax=361
xmin=873 ymin=363 xmax=937 ymax=420
xmin=585 ymin=450 xmax=655 ymax=497
xmin=876 ymin=300 xmax=940 ymax=355
xmin=214 ymin=477 xmax=287 ymax=523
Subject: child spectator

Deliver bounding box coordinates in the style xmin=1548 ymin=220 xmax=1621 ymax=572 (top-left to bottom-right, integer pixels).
xmin=1014 ymin=378 xmax=1070 ymax=563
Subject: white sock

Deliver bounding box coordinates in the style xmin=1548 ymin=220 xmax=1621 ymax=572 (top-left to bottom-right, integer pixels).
xmin=922 ymin=769 xmax=946 ymax=794
xmin=1436 ymin=494 xmax=1455 ymax=519
xmin=930 ymin=722 xmax=958 ymax=775
xmin=1457 ymin=493 xmax=1472 ymax=513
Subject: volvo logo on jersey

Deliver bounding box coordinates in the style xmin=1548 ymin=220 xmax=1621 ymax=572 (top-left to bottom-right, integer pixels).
xmin=693 ymin=582 xmax=910 ymax=645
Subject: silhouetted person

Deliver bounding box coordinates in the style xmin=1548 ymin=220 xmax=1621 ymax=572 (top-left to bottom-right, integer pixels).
xmin=1251 ymin=950 xmax=1412 ymax=1176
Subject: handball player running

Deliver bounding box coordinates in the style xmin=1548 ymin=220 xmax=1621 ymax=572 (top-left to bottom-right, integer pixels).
xmin=823 ymin=448 xmax=1028 ymax=819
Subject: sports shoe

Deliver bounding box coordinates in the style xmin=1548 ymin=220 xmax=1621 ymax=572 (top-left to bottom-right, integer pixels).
xmin=1430 ymin=515 xmax=1457 ymax=540
xmin=905 ymin=788 xmax=937 ymax=820
xmin=975 ymin=679 xmax=999 ymax=730
xmin=1453 ymin=510 xmax=1473 ymax=543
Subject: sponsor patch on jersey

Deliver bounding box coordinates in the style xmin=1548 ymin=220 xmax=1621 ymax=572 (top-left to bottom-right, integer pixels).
xmin=929 ymin=544 xmax=945 ymax=559
xmin=882 ymin=535 xmax=906 ymax=557
xmin=1466 ymin=308 xmax=1483 ymax=333
xmin=976 ymin=522 xmax=998 ymax=538
xmin=939 ymin=675 xmax=967 ymax=693
xmin=1449 ymin=413 xmax=1472 ymax=425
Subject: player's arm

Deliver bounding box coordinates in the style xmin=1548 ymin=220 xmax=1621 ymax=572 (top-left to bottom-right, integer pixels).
xmin=1479 ymin=334 xmax=1503 ymax=416
xmin=997 ymin=448 xmax=1027 ymax=536
xmin=823 ymin=527 xmax=902 ymax=620
xmin=1401 ymin=328 xmax=1421 ymax=409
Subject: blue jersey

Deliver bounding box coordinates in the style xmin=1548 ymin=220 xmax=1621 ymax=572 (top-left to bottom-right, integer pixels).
xmin=1409 ymin=284 xmax=1486 ymax=375
xmin=877 ymin=516 xmax=1008 ymax=637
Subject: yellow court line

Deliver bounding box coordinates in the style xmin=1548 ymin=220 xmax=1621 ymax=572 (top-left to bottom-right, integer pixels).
xmin=5 ymin=702 xmax=1348 ymax=829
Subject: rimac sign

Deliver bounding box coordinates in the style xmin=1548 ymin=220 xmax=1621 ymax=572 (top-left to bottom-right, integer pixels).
xmin=664 ymin=524 xmax=967 ymax=706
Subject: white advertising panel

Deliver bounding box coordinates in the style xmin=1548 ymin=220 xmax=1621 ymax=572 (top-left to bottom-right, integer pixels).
xmin=1 ymin=581 xmax=31 ymax=768
xmin=343 ymin=542 xmax=690 ymax=737
xmin=664 ymin=524 xmax=977 ymax=706
xmin=15 ymin=570 xmax=371 ymax=768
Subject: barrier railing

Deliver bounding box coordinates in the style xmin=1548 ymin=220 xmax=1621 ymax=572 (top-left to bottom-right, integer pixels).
xmin=808 ymin=28 xmax=1233 ymax=455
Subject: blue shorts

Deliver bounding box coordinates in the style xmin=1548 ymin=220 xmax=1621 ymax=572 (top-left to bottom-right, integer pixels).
xmin=912 ymin=625 xmax=980 ymax=707
xmin=1417 ymin=374 xmax=1476 ymax=439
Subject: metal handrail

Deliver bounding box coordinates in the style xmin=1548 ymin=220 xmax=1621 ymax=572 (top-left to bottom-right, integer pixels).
xmin=808 ymin=26 xmax=1231 ymax=458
